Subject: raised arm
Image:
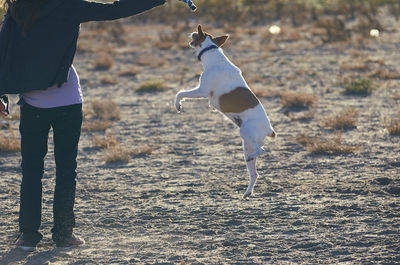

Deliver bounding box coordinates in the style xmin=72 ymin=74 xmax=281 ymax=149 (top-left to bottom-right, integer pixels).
xmin=73 ymin=0 xmax=166 ymax=23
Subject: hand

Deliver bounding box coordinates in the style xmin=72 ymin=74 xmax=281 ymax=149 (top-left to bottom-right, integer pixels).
xmin=0 ymin=95 xmax=9 ymax=117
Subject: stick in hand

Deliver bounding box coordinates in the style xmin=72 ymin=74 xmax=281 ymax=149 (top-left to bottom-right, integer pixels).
xmin=179 ymin=0 xmax=197 ymax=11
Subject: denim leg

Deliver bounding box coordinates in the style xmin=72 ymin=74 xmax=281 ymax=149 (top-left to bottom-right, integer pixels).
xmin=19 ymin=104 xmax=50 ymax=236
xmin=50 ymin=104 xmax=82 ymax=241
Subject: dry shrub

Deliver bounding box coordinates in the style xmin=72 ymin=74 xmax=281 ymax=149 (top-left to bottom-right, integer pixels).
xmin=281 ymin=91 xmax=318 ymax=109
xmin=315 ymin=17 xmax=350 ymax=42
xmin=93 ymin=133 xmax=119 ymax=149
xmin=103 ymin=145 xmax=132 ymax=163
xmin=100 ymin=76 xmax=118 ymax=85
xmin=90 ymin=100 xmax=121 ymax=122
xmin=289 ymin=110 xmax=316 ymax=121
xmin=385 ymin=115 xmax=400 ymax=135
xmin=340 ymin=62 xmax=370 ymax=72
xmin=77 ymin=39 xmax=94 ymax=53
xmin=0 ymin=125 xmax=20 ymax=153
xmin=136 ymin=55 xmax=166 ymax=67
xmin=92 ymin=133 xmax=130 ymax=163
xmin=156 ymin=26 xmax=186 ymax=50
xmin=93 ymin=133 xmax=153 ymax=163
xmin=253 ymin=88 xmax=282 ymax=98
xmin=370 ymin=69 xmax=400 ymax=80
xmin=83 ymin=100 xmax=120 ymax=131
xmin=132 ymin=145 xmax=154 ymax=156
xmin=119 ymin=67 xmax=139 ymax=78
xmin=94 ymin=52 xmax=114 ymax=70
xmin=323 ymin=107 xmax=358 ymax=130
xmin=297 ymin=133 xmax=359 ymax=155
xmin=82 ymin=120 xmax=112 ymax=132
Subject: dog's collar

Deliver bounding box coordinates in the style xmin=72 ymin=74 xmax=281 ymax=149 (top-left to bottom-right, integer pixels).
xmin=197 ymin=45 xmax=219 ymax=61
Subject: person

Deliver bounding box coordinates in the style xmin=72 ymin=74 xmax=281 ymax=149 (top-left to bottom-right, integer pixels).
xmin=0 ymin=0 xmax=167 ymax=251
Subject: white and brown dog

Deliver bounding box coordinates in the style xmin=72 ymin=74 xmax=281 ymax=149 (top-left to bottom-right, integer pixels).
xmin=175 ymin=25 xmax=276 ymax=198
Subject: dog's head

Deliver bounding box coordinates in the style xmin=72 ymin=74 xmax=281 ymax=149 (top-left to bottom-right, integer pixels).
xmin=190 ymin=25 xmax=228 ymax=49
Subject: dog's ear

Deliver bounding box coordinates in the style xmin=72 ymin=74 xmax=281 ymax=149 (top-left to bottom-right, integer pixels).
xmin=212 ymin=35 xmax=229 ymax=47
xmin=197 ymin=25 xmax=204 ymax=37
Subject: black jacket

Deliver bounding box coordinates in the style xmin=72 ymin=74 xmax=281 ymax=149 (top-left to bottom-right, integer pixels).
xmin=0 ymin=0 xmax=165 ymax=94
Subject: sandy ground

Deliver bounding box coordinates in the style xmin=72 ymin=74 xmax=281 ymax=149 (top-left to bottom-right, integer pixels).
xmin=1 ymin=13 xmax=400 ymax=265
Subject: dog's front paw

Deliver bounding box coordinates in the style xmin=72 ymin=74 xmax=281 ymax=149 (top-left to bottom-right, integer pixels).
xmin=175 ymin=95 xmax=183 ymax=113
xmin=246 ymin=148 xmax=266 ymax=162
xmin=175 ymin=102 xmax=182 ymax=113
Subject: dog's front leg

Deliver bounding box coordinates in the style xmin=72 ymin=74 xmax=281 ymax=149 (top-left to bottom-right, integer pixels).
xmin=175 ymin=86 xmax=208 ymax=112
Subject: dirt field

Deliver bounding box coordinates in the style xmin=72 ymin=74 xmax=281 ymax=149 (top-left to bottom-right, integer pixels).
xmin=1 ymin=11 xmax=400 ymax=265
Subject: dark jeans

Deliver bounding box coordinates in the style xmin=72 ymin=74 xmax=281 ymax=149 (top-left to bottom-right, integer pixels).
xmin=19 ymin=102 xmax=82 ymax=242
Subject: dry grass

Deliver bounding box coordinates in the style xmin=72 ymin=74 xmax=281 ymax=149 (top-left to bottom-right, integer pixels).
xmin=89 ymin=100 xmax=121 ymax=122
xmin=82 ymin=120 xmax=112 ymax=131
xmin=94 ymin=52 xmax=114 ymax=70
xmin=83 ymin=100 xmax=121 ymax=131
xmin=136 ymin=55 xmax=166 ymax=67
xmin=119 ymin=67 xmax=139 ymax=78
xmin=315 ymin=17 xmax=350 ymax=43
xmin=92 ymin=133 xmax=131 ymax=163
xmin=385 ymin=115 xmax=400 ymax=135
xmin=0 ymin=125 xmax=20 ymax=153
xmin=340 ymin=62 xmax=370 ymax=72
xmin=93 ymin=133 xmax=153 ymax=163
xmin=103 ymin=145 xmax=132 ymax=163
xmin=134 ymin=79 xmax=168 ymax=93
xmin=289 ymin=110 xmax=316 ymax=121
xmin=93 ymin=133 xmax=119 ymax=149
xmin=99 ymin=76 xmax=118 ymax=85
xmin=343 ymin=78 xmax=374 ymax=95
xmin=131 ymin=145 xmax=154 ymax=156
xmin=323 ymin=107 xmax=358 ymax=130
xmin=297 ymin=132 xmax=359 ymax=155
xmin=369 ymin=69 xmax=400 ymax=80
xmin=281 ymin=91 xmax=318 ymax=109
xmin=253 ymin=88 xmax=282 ymax=98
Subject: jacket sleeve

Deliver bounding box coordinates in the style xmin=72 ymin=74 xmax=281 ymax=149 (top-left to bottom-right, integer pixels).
xmin=73 ymin=0 xmax=166 ymax=23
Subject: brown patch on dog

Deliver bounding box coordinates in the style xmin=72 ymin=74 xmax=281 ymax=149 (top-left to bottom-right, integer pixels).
xmin=192 ymin=32 xmax=207 ymax=47
xmin=219 ymin=87 xmax=259 ymax=113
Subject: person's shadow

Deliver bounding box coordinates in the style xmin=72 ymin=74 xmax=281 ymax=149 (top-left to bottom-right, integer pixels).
xmin=0 ymin=247 xmax=69 ymax=265
xmin=0 ymin=248 xmax=31 ymax=265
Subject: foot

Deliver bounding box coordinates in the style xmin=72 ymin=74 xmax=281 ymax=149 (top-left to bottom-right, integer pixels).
xmin=15 ymin=233 xmax=43 ymax=252
xmin=55 ymin=233 xmax=85 ymax=248
xmin=242 ymin=174 xmax=259 ymax=199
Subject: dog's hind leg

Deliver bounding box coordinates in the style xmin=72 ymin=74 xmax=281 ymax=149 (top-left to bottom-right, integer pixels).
xmin=242 ymin=140 xmax=259 ymax=199
xmin=240 ymin=124 xmax=265 ymax=162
